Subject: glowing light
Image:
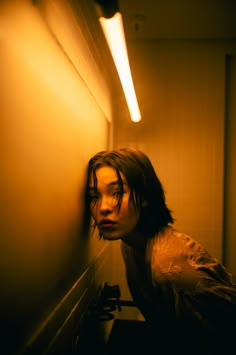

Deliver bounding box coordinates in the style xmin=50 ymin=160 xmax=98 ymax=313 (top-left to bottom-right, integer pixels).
xmin=99 ymin=12 xmax=141 ymax=122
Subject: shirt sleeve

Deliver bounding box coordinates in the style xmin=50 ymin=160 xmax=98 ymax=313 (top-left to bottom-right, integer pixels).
xmin=150 ymin=230 xmax=236 ymax=328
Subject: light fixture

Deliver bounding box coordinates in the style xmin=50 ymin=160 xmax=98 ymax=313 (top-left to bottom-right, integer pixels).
xmin=95 ymin=0 xmax=141 ymax=122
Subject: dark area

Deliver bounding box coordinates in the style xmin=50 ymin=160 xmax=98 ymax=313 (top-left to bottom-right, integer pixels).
xmin=0 ymin=266 xmax=88 ymax=355
xmin=76 ymin=283 xmax=235 ymax=355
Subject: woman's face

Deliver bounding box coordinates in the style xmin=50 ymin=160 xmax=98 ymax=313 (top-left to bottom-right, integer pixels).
xmin=88 ymin=166 xmax=140 ymax=241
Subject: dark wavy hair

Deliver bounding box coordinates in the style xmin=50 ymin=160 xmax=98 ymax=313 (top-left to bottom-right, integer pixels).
xmin=83 ymin=148 xmax=174 ymax=238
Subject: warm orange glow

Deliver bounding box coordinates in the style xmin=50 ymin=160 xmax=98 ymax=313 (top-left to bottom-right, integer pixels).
xmin=99 ymin=12 xmax=141 ymax=122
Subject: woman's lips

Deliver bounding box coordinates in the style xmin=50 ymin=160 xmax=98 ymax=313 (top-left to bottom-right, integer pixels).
xmin=99 ymin=220 xmax=117 ymax=229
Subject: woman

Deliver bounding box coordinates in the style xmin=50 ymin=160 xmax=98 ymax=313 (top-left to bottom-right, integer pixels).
xmin=85 ymin=148 xmax=236 ymax=354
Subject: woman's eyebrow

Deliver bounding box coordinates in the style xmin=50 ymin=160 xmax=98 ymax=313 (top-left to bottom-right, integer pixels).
xmin=88 ymin=181 xmax=126 ymax=189
xmin=88 ymin=181 xmax=119 ymax=190
xmin=108 ymin=180 xmax=127 ymax=187
xmin=108 ymin=181 xmax=121 ymax=186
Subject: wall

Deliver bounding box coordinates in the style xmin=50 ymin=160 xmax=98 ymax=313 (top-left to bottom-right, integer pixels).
xmin=111 ymin=39 xmax=236 ymax=298
xmin=224 ymin=55 xmax=236 ymax=274
xmin=0 ymin=0 xmax=113 ymax=353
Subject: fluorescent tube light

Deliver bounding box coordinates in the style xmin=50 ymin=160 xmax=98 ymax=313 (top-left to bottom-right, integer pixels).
xmin=98 ymin=12 xmax=141 ymax=122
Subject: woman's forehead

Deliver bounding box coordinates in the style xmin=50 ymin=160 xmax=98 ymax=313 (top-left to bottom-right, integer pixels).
xmin=89 ymin=166 xmax=126 ymax=185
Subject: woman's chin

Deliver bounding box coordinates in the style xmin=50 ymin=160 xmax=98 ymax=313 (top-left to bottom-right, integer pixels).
xmin=102 ymin=233 xmax=121 ymax=241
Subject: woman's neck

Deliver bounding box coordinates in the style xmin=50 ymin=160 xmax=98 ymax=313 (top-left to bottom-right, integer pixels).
xmin=122 ymin=230 xmax=147 ymax=252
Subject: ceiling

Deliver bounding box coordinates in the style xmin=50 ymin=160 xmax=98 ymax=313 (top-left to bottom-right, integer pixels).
xmin=118 ymin=0 xmax=236 ymax=40
xmin=82 ymin=0 xmax=236 ymax=107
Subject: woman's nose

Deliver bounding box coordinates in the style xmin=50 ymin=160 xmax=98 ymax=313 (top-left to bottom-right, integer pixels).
xmin=100 ymin=196 xmax=112 ymax=214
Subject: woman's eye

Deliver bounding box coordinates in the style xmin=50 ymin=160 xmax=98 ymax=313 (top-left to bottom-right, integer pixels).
xmin=113 ymin=190 xmax=122 ymax=198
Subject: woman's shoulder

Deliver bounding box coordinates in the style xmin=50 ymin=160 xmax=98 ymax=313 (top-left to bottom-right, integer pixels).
xmin=152 ymin=226 xmax=195 ymax=255
xmin=151 ymin=226 xmax=221 ymax=270
xmin=150 ymin=227 xmax=236 ymax=291
xmin=170 ymin=229 xmax=221 ymax=268
xmin=154 ymin=227 xmax=212 ymax=259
